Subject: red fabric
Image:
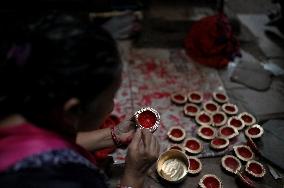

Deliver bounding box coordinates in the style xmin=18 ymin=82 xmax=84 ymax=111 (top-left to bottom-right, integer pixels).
xmin=185 ymin=14 xmax=240 ymax=69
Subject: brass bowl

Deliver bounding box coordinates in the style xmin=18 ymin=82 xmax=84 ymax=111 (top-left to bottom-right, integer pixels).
xmin=156 ymin=150 xmax=189 ymax=183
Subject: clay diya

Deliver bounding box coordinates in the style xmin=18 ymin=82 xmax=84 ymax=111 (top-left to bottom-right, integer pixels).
xmin=199 ymin=174 xmax=223 ymax=188
xmin=233 ymin=145 xmax=255 ymax=162
xmin=218 ymin=126 xmax=239 ymax=140
xmin=203 ymin=101 xmax=219 ymax=114
xmin=238 ymin=112 xmax=256 ymax=127
xmin=188 ymin=91 xmax=203 ymax=104
xmin=211 ymin=112 xmax=227 ymax=127
xmin=195 ymin=111 xmax=212 ymax=126
xmin=168 ymin=144 xmax=185 ymax=153
xmin=213 ymin=92 xmax=228 ymax=104
xmin=188 ymin=157 xmax=202 ymax=175
xmin=245 ymin=160 xmax=266 ymax=178
xmin=221 ymin=155 xmax=242 ymax=174
xmin=245 ymin=124 xmax=264 ymax=139
xmin=236 ymin=171 xmax=256 ymax=188
xmin=171 ymin=93 xmax=187 ymax=105
xmin=183 ymin=137 xmax=203 ymax=155
xmin=227 ymin=116 xmax=245 ymax=131
xmin=197 ymin=126 xmax=217 ymax=140
xmin=222 ymin=103 xmax=238 ymax=115
xmin=210 ymin=137 xmax=229 ymax=150
xmin=184 ymin=103 xmax=200 ymax=117
xmin=134 ymin=107 xmax=160 ymax=133
xmin=167 ymin=126 xmax=186 ymax=142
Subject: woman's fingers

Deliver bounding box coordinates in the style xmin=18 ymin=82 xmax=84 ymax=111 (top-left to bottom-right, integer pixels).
xmin=129 ymin=128 xmax=142 ymax=149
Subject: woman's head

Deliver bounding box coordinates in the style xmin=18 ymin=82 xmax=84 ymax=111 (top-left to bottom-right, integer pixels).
xmin=0 ymin=13 xmax=122 ymax=133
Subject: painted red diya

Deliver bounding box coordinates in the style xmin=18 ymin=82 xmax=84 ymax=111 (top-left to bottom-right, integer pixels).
xmin=168 ymin=144 xmax=185 ymax=152
xmin=211 ymin=112 xmax=227 ymax=127
xmin=199 ymin=174 xmax=222 ymax=188
xmin=197 ymin=126 xmax=217 ymax=140
xmin=184 ymin=103 xmax=200 ymax=117
xmin=210 ymin=137 xmax=229 ymax=150
xmin=183 ymin=138 xmax=203 ymax=154
xmin=236 ymin=171 xmax=256 ymax=188
xmin=218 ymin=126 xmax=239 ymax=140
xmin=203 ymin=101 xmax=219 ymax=114
xmin=238 ymin=112 xmax=256 ymax=127
xmin=167 ymin=126 xmax=186 ymax=142
xmin=213 ymin=92 xmax=228 ymax=104
xmin=228 ymin=116 xmax=245 ymax=131
xmin=245 ymin=160 xmax=266 ymax=178
xmin=188 ymin=157 xmax=202 ymax=175
xmin=234 ymin=145 xmax=255 ymax=162
xmin=221 ymin=103 xmax=238 ymax=115
xmin=188 ymin=91 xmax=203 ymax=104
xmin=134 ymin=107 xmax=160 ymax=133
xmin=245 ymin=124 xmax=264 ymax=139
xmin=195 ymin=111 xmax=212 ymax=126
xmin=221 ymin=155 xmax=242 ymax=174
xmin=171 ymin=93 xmax=187 ymax=105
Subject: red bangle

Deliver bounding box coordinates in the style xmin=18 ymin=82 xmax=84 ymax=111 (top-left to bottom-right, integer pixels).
xmin=111 ymin=127 xmax=122 ymax=147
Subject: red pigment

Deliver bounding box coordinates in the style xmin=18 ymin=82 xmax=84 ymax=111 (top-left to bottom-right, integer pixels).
xmin=221 ymin=127 xmax=234 ymax=136
xmin=237 ymin=147 xmax=252 ymax=158
xmin=248 ymin=163 xmax=263 ymax=175
xmin=137 ymin=110 xmax=156 ymax=128
xmin=248 ymin=127 xmax=260 ymax=135
xmin=186 ymin=140 xmax=200 ymax=150
xmin=213 ymin=114 xmax=224 ymax=124
xmin=203 ymin=176 xmax=220 ymax=188
xmin=230 ymin=119 xmax=242 ymax=127
xmin=170 ymin=129 xmax=183 ymax=138
xmin=206 ymin=103 xmax=217 ymax=111
xmin=186 ymin=106 xmax=198 ymax=113
xmin=242 ymin=115 xmax=253 ymax=123
xmin=212 ymin=138 xmax=226 ymax=146
xmin=199 ymin=114 xmax=210 ymax=123
xmin=190 ymin=93 xmax=201 ymax=100
xmin=225 ymin=105 xmax=235 ymax=112
xmin=189 ymin=159 xmax=200 ymax=170
xmin=174 ymin=94 xmax=185 ymax=101
xmin=216 ymin=93 xmax=226 ymax=100
xmin=225 ymin=157 xmax=239 ymax=171
xmin=201 ymin=127 xmax=214 ymax=136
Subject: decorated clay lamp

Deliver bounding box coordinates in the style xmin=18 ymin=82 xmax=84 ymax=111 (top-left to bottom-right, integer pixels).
xmin=245 ymin=160 xmax=266 ymax=178
xmin=218 ymin=126 xmax=239 ymax=140
xmin=245 ymin=124 xmax=264 ymax=139
xmin=238 ymin=112 xmax=256 ymax=127
xmin=211 ymin=112 xmax=227 ymax=127
xmin=234 ymin=145 xmax=255 ymax=162
xmin=184 ymin=103 xmax=200 ymax=117
xmin=195 ymin=111 xmax=212 ymax=126
xmin=221 ymin=155 xmax=242 ymax=174
xmin=183 ymin=138 xmax=203 ymax=155
xmin=236 ymin=171 xmax=256 ymax=188
xmin=228 ymin=116 xmax=245 ymax=131
xmin=171 ymin=93 xmax=187 ymax=105
xmin=210 ymin=137 xmax=229 ymax=150
xmin=222 ymin=103 xmax=238 ymax=115
xmin=199 ymin=174 xmax=223 ymax=188
xmin=213 ymin=92 xmax=228 ymax=104
xmin=167 ymin=126 xmax=186 ymax=142
xmin=188 ymin=91 xmax=203 ymax=104
xmin=203 ymin=101 xmax=219 ymax=114
xmin=134 ymin=107 xmax=160 ymax=133
xmin=188 ymin=157 xmax=202 ymax=175
xmin=197 ymin=126 xmax=217 ymax=140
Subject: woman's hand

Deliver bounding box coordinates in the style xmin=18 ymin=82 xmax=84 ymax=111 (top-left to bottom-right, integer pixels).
xmin=121 ymin=129 xmax=160 ymax=188
xmin=113 ymin=116 xmax=136 ymax=146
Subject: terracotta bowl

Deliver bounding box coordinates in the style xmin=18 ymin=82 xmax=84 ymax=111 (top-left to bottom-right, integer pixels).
xmin=171 ymin=93 xmax=187 ymax=105
xmin=245 ymin=124 xmax=264 ymax=139
xmin=221 ymin=103 xmax=238 ymax=115
xmin=195 ymin=111 xmax=212 ymax=126
xmin=221 ymin=155 xmax=242 ymax=174
xmin=203 ymin=101 xmax=219 ymax=114
xmin=188 ymin=157 xmax=202 ymax=175
xmin=197 ymin=126 xmax=217 ymax=140
xmin=245 ymin=160 xmax=266 ymax=178
xmin=188 ymin=91 xmax=203 ymax=104
xmin=210 ymin=137 xmax=229 ymax=150
xmin=228 ymin=116 xmax=245 ymax=131
xmin=183 ymin=137 xmax=203 ymax=154
xmin=236 ymin=171 xmax=256 ymax=188
xmin=134 ymin=107 xmax=160 ymax=133
xmin=238 ymin=112 xmax=256 ymax=127
xmin=167 ymin=126 xmax=186 ymax=142
xmin=233 ymin=145 xmax=255 ymax=162
xmin=199 ymin=174 xmax=223 ymax=188
xmin=184 ymin=103 xmax=200 ymax=117
xmin=211 ymin=112 xmax=227 ymax=127
xmin=213 ymin=92 xmax=228 ymax=104
xmin=218 ymin=126 xmax=239 ymax=140
xmin=168 ymin=145 xmax=185 ymax=153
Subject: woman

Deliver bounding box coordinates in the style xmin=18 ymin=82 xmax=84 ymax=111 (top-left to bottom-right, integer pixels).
xmin=0 ymin=13 xmax=160 ymax=188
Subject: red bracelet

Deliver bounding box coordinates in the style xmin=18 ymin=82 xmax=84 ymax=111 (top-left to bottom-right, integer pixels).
xmin=111 ymin=127 xmax=122 ymax=147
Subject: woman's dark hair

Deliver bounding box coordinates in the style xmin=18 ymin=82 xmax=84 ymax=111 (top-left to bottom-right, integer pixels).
xmin=0 ymin=13 xmax=121 ymax=119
